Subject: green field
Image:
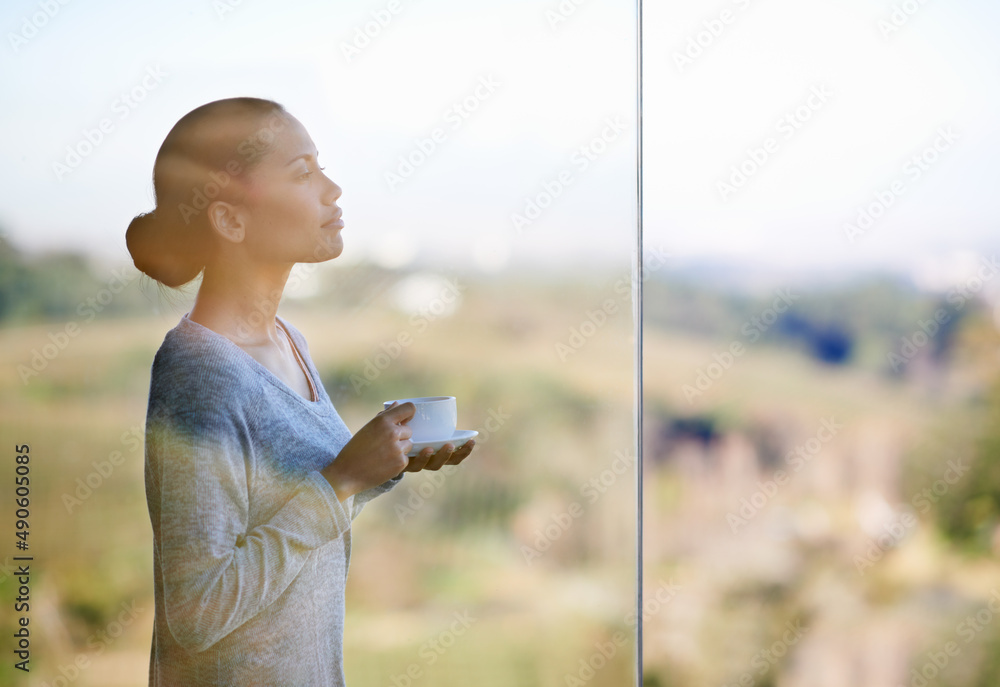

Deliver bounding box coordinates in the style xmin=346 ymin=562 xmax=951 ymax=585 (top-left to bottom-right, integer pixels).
xmin=0 ymin=273 xmax=637 ymax=687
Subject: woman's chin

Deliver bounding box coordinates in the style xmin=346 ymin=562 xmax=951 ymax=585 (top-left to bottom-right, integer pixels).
xmin=311 ymin=234 xmax=344 ymax=261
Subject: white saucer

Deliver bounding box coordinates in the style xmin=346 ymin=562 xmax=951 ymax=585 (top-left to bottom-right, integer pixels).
xmin=408 ymin=430 xmax=478 ymax=457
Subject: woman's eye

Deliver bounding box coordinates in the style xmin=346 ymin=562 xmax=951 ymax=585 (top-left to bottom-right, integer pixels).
xmin=298 ymin=166 xmax=324 ymax=180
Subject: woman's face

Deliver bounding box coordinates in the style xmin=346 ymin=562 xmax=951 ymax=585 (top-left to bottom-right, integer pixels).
xmin=234 ymin=114 xmax=344 ymax=265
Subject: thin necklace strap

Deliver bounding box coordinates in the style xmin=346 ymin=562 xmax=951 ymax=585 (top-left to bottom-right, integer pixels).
xmin=276 ymin=319 xmax=317 ymax=402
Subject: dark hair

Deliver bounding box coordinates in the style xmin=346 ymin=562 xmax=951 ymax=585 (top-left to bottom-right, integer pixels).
xmin=125 ymin=97 xmax=291 ymax=287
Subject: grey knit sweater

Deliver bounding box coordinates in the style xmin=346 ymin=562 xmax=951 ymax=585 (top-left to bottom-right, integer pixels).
xmin=144 ymin=313 xmax=402 ymax=686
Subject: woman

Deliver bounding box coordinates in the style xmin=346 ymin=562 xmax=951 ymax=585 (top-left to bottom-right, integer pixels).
xmin=126 ymin=97 xmax=474 ymax=686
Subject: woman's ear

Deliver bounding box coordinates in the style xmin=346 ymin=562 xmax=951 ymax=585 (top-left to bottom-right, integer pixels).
xmin=207 ymin=201 xmax=246 ymax=243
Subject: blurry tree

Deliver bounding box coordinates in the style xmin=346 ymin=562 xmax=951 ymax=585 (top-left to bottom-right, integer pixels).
xmin=643 ymin=273 xmax=981 ymax=374
xmin=0 ymin=233 xmax=100 ymax=321
xmin=0 ymin=232 xmax=153 ymax=323
xmin=776 ymin=313 xmax=855 ymax=365
xmin=931 ymin=378 xmax=1000 ymax=553
xmin=0 ymin=233 xmax=31 ymax=321
xmin=17 ymin=251 xmax=98 ymax=320
xmin=903 ymin=312 xmax=1000 ymax=554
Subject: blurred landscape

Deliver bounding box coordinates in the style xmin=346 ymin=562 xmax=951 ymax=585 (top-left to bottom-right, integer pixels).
xmin=2 ymin=0 xmax=998 ymax=685
xmin=640 ymin=256 xmax=1000 ymax=687
xmin=2 ymin=234 xmax=1000 ymax=686
xmin=0 ymin=234 xmax=637 ymax=687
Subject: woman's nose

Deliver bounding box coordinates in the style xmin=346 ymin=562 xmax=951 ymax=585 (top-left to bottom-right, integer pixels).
xmin=323 ymin=176 xmax=342 ymax=204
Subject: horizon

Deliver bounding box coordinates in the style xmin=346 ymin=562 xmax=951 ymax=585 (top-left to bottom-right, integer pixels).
xmin=2 ymin=0 xmax=998 ymax=277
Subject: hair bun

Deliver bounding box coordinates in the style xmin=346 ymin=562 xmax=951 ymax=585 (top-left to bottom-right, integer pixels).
xmin=126 ymin=98 xmax=287 ymax=289
xmin=126 ymin=210 xmax=205 ymax=288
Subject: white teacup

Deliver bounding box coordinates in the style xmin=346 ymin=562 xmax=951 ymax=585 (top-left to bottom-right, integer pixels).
xmin=383 ymin=396 xmax=457 ymax=442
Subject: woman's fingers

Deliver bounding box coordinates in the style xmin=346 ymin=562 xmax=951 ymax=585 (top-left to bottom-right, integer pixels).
xmin=402 ymin=440 xmax=476 ymax=473
xmin=381 ymin=401 xmax=416 ymax=423
xmin=423 ymin=444 xmax=456 ymax=471
xmin=400 ymin=438 xmax=414 ymax=458
xmin=392 ymin=416 xmax=413 ymax=458
xmin=404 ymin=446 xmax=435 ymax=472
xmin=446 ymin=440 xmax=475 ymax=465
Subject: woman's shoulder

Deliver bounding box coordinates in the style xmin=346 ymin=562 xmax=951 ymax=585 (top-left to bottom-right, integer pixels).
xmin=149 ymin=315 xmax=261 ymax=408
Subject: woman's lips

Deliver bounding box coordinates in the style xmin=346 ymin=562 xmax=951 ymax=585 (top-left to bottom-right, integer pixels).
xmin=323 ymin=210 xmax=344 ymax=229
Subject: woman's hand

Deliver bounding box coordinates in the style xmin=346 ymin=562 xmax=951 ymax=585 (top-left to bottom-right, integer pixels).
xmin=322 ymin=402 xmax=415 ymax=502
xmin=404 ymin=439 xmax=476 ymax=472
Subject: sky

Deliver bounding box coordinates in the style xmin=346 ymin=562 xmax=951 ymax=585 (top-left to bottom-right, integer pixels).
xmin=0 ymin=0 xmax=998 ymax=284
xmin=0 ymin=0 xmax=636 ymax=275
xmin=643 ymin=0 xmax=1000 ymax=283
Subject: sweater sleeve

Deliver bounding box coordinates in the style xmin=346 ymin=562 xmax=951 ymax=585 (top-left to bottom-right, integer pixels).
xmin=351 ymin=472 xmax=404 ymax=521
xmin=148 ymin=367 xmax=352 ymax=654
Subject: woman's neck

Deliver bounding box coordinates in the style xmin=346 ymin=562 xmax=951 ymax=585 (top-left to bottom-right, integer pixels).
xmin=188 ymin=253 xmax=294 ymax=346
